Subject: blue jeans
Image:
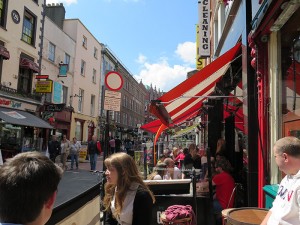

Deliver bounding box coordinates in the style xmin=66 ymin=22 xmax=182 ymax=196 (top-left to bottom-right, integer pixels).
xmin=89 ymin=153 xmax=98 ymax=170
xmin=70 ymin=153 xmax=78 ymax=169
xmin=213 ymin=199 xmax=223 ymax=214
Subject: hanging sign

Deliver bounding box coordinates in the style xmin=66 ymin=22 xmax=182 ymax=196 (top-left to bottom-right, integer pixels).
xmin=105 ymin=71 xmax=123 ymax=91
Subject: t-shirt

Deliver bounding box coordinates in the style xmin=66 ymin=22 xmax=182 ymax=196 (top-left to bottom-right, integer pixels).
xmin=268 ymin=170 xmax=300 ymax=225
xmin=213 ymin=171 xmax=235 ymax=209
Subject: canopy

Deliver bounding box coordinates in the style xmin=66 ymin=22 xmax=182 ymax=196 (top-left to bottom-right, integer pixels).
xmin=150 ymin=42 xmax=241 ymax=126
xmin=0 ymin=107 xmax=53 ymax=129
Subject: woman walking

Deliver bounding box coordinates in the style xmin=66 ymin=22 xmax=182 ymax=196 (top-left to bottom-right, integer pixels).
xmin=60 ymin=134 xmax=70 ymax=170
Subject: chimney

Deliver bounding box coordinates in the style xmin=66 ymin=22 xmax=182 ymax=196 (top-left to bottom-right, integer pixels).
xmin=45 ymin=3 xmax=66 ymax=29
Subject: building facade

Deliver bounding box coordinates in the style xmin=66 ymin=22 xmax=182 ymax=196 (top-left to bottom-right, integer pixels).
xmin=0 ymin=0 xmax=53 ymax=160
xmin=63 ymin=19 xmax=102 ymax=143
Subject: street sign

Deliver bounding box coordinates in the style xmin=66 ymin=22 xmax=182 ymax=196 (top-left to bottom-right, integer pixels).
xmin=104 ymin=90 xmax=121 ymax=111
xmin=45 ymin=103 xmax=65 ymax=112
xmin=35 ymin=75 xmax=49 ymax=79
xmin=105 ymin=71 xmax=123 ymax=91
xmin=35 ymin=80 xmax=53 ymax=93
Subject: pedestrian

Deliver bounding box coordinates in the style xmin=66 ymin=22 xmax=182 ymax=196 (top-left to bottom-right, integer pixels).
xmin=164 ymin=157 xmax=182 ymax=179
xmin=48 ymin=134 xmax=61 ymax=162
xmin=261 ymin=136 xmax=300 ymax=225
xmin=103 ymin=152 xmax=155 ymax=225
xmin=115 ymin=136 xmax=122 ymax=153
xmin=0 ymin=151 xmax=63 ymax=225
xmin=88 ymin=135 xmax=98 ymax=171
xmin=70 ymin=137 xmax=81 ymax=170
xmin=60 ymin=134 xmax=70 ymax=170
xmin=109 ymin=137 xmax=116 ymax=154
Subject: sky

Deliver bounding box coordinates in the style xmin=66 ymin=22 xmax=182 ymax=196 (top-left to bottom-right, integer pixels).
xmin=45 ymin=0 xmax=198 ymax=92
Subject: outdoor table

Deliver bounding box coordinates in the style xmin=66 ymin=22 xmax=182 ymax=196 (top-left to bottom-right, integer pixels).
xmin=226 ymin=207 xmax=268 ymax=225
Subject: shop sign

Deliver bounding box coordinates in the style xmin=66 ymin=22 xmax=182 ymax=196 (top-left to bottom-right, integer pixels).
xmin=42 ymin=112 xmax=54 ymax=121
xmin=35 ymin=80 xmax=53 ymax=93
xmin=0 ymin=98 xmax=22 ymax=109
xmin=79 ymin=145 xmax=87 ymax=162
xmin=198 ymin=0 xmax=210 ymax=57
xmin=196 ymin=24 xmax=205 ymax=70
xmin=45 ymin=103 xmax=65 ymax=112
xmin=2 ymin=111 xmax=26 ymax=119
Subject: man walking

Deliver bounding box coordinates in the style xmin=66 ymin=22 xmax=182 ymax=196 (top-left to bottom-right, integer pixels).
xmin=48 ymin=135 xmax=61 ymax=162
xmin=88 ymin=135 xmax=98 ymax=171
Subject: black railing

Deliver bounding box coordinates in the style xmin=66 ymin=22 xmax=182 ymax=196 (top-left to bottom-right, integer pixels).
xmin=0 ymin=85 xmax=43 ymax=102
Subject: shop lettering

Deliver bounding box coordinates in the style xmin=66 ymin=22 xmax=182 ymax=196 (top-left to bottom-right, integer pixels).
xmin=0 ymin=98 xmax=22 ymax=108
xmin=199 ymin=0 xmax=210 ymax=56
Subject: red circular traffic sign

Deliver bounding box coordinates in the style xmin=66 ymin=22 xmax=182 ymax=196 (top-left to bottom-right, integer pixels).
xmin=105 ymin=71 xmax=123 ymax=91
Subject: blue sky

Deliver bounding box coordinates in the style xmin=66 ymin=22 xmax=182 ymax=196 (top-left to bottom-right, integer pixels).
xmin=46 ymin=0 xmax=198 ymax=92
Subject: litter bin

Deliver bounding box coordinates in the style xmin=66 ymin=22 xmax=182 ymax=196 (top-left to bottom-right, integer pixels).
xmin=226 ymin=208 xmax=268 ymax=225
xmin=263 ymin=184 xmax=279 ymax=209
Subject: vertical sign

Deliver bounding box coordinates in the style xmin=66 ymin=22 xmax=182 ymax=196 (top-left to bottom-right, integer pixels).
xmin=196 ymin=24 xmax=205 ymax=70
xmin=53 ymin=82 xmax=62 ymax=103
xmin=198 ymin=0 xmax=210 ymax=57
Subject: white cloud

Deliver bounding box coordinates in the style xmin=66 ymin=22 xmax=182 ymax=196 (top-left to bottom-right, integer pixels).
xmin=46 ymin=0 xmax=77 ymax=6
xmin=175 ymin=41 xmax=196 ymax=65
xmin=134 ymin=57 xmax=193 ymax=92
xmin=136 ymin=54 xmax=147 ymax=64
xmin=134 ymin=42 xmax=196 ymax=92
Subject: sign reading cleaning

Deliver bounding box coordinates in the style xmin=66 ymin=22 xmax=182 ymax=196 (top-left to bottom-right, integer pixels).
xmin=198 ymin=0 xmax=210 ymax=57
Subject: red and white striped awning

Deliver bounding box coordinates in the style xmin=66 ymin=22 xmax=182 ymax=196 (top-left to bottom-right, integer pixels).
xmin=150 ymin=43 xmax=241 ymax=126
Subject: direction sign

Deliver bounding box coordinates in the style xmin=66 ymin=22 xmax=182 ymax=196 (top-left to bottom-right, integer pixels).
xmin=35 ymin=75 xmax=49 ymax=79
xmin=105 ymin=71 xmax=123 ymax=91
xmin=104 ymin=90 xmax=121 ymax=111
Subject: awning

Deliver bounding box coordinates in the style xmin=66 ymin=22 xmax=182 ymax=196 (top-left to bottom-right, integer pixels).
xmin=172 ymin=124 xmax=198 ymax=138
xmin=140 ymin=119 xmax=163 ymax=134
xmin=0 ymin=45 xmax=10 ymax=60
xmin=20 ymin=57 xmax=40 ymax=73
xmin=150 ymin=42 xmax=241 ymax=126
xmin=0 ymin=107 xmax=53 ymax=129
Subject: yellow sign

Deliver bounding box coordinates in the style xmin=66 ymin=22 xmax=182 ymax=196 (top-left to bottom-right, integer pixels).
xmin=196 ymin=24 xmax=205 ymax=70
xmin=79 ymin=145 xmax=87 ymax=162
xmin=35 ymin=80 xmax=53 ymax=93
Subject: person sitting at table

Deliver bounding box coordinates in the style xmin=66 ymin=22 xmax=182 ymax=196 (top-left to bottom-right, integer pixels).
xmin=172 ymin=147 xmax=185 ymax=169
xmin=201 ymin=156 xmax=235 ymax=223
xmin=147 ymin=162 xmax=167 ymax=180
xmin=164 ymin=158 xmax=182 ymax=179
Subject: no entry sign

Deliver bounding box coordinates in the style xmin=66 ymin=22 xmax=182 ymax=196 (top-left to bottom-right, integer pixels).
xmin=105 ymin=71 xmax=123 ymax=91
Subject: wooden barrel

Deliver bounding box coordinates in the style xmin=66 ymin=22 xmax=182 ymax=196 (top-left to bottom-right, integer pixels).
xmin=226 ymin=208 xmax=268 ymax=225
xmin=221 ymin=208 xmax=235 ymax=225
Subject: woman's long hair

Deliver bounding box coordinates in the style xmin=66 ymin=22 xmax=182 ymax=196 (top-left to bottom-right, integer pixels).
xmin=103 ymin=152 xmax=155 ymax=217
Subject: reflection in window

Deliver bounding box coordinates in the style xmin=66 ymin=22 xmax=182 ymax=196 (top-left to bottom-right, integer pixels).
xmin=18 ymin=68 xmax=32 ymax=94
xmin=64 ymin=53 xmax=70 ymax=71
xmin=48 ymin=42 xmax=55 ymax=62
xmin=81 ymin=60 xmax=85 ymax=76
xmin=78 ymin=88 xmax=84 ymax=112
xmin=75 ymin=121 xmax=81 ymax=141
xmin=0 ymin=0 xmax=8 ymax=28
xmin=22 ymin=10 xmax=36 ymax=45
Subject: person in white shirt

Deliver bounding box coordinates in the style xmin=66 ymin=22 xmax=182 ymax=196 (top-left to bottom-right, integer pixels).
xmin=261 ymin=136 xmax=300 ymax=225
xmin=164 ymin=157 xmax=182 ymax=179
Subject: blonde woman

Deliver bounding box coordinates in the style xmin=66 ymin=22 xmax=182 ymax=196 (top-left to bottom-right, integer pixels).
xmin=103 ymin=152 xmax=155 ymax=225
xmin=60 ymin=134 xmax=70 ymax=170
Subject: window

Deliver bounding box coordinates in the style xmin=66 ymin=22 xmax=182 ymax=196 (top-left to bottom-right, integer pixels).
xmin=64 ymin=53 xmax=70 ymax=71
xmin=82 ymin=36 xmax=87 ymax=48
xmin=75 ymin=121 xmax=82 ymax=141
xmin=18 ymin=68 xmax=32 ymax=94
xmin=62 ymin=86 xmax=68 ymax=104
xmin=48 ymin=42 xmax=55 ymax=62
xmin=80 ymin=60 xmax=85 ymax=76
xmin=90 ymin=95 xmax=95 ymax=116
xmin=94 ymin=47 xmax=98 ymax=58
xmin=22 ymin=9 xmax=36 ymax=45
xmin=92 ymin=69 xmax=96 ymax=83
xmin=0 ymin=0 xmax=8 ymax=28
xmin=78 ymin=89 xmax=84 ymax=112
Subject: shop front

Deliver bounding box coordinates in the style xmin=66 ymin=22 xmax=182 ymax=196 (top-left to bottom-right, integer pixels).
xmin=250 ymin=0 xmax=300 ymax=207
xmin=0 ymin=106 xmax=52 ymax=162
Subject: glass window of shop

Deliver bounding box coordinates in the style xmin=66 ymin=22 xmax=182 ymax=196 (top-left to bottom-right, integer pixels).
xmin=280 ymin=9 xmax=300 ymax=139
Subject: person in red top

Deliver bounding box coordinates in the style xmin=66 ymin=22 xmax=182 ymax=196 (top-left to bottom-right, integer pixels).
xmin=212 ymin=157 xmax=235 ymax=213
xmin=201 ymin=157 xmax=235 ymax=216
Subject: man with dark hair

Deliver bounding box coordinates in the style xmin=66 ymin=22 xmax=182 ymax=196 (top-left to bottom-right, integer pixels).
xmin=48 ymin=135 xmax=61 ymax=162
xmin=115 ymin=136 xmax=122 ymax=153
xmin=0 ymin=151 xmax=63 ymax=225
xmin=261 ymin=136 xmax=300 ymax=225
